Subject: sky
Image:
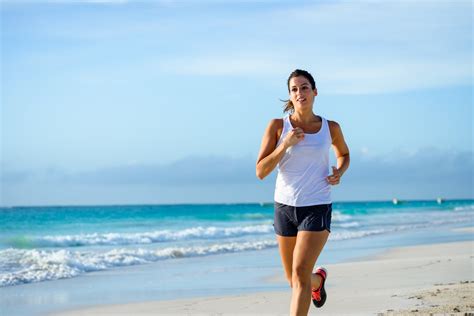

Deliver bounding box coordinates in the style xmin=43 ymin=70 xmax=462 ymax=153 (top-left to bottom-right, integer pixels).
xmin=1 ymin=0 xmax=473 ymax=206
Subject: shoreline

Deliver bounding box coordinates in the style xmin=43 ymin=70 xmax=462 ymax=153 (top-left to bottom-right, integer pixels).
xmin=49 ymin=238 xmax=474 ymax=316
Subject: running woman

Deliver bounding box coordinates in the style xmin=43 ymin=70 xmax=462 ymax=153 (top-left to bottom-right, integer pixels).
xmin=256 ymin=69 xmax=350 ymax=316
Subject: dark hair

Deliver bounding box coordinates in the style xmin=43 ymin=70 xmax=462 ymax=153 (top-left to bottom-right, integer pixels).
xmin=282 ymin=69 xmax=317 ymax=114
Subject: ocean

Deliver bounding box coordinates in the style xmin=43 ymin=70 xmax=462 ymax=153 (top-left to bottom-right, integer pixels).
xmin=0 ymin=199 xmax=473 ymax=316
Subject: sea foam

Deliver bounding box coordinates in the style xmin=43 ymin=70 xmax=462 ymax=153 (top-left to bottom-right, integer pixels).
xmin=0 ymin=239 xmax=277 ymax=287
xmin=12 ymin=224 xmax=274 ymax=248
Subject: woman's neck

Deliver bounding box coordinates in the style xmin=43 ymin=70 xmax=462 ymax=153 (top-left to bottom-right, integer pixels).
xmin=291 ymin=110 xmax=318 ymax=124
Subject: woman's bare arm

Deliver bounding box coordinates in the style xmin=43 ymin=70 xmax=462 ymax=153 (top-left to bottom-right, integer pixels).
xmin=327 ymin=121 xmax=350 ymax=185
xmin=256 ymin=119 xmax=303 ymax=180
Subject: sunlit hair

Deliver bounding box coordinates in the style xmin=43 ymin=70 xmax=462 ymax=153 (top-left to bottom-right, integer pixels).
xmin=281 ymin=69 xmax=316 ymax=114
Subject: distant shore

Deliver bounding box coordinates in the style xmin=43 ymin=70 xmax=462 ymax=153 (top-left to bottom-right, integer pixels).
xmin=50 ymin=236 xmax=474 ymax=315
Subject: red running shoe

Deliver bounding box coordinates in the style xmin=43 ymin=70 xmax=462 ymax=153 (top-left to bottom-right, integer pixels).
xmin=311 ymin=267 xmax=328 ymax=308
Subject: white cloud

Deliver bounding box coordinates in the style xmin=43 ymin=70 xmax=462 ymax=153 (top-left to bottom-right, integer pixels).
xmin=154 ymin=0 xmax=472 ymax=94
xmin=3 ymin=0 xmax=471 ymax=94
xmin=158 ymin=54 xmax=292 ymax=77
xmin=157 ymin=53 xmax=471 ymax=94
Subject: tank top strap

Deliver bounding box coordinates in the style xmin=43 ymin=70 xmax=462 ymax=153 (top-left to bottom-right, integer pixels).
xmin=280 ymin=115 xmax=290 ymax=136
xmin=283 ymin=114 xmax=291 ymax=130
xmin=276 ymin=115 xmax=291 ymax=146
xmin=322 ymin=116 xmax=332 ymax=143
xmin=321 ymin=116 xmax=328 ymax=132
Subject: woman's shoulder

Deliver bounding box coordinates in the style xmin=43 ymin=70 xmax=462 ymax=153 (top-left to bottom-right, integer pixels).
xmin=326 ymin=119 xmax=343 ymax=141
xmin=326 ymin=119 xmax=341 ymax=130
xmin=268 ymin=117 xmax=284 ymax=128
xmin=266 ymin=118 xmax=284 ymax=140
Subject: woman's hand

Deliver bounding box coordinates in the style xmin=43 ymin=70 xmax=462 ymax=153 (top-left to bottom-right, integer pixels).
xmin=283 ymin=127 xmax=305 ymax=148
xmin=327 ymin=166 xmax=342 ymax=185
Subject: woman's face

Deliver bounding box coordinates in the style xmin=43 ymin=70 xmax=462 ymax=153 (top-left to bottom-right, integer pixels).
xmin=289 ymin=76 xmax=317 ymax=111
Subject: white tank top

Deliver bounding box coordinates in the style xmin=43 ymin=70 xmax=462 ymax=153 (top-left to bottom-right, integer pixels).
xmin=274 ymin=114 xmax=332 ymax=207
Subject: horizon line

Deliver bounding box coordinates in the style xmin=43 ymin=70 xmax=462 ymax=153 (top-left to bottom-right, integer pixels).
xmin=1 ymin=197 xmax=473 ymax=208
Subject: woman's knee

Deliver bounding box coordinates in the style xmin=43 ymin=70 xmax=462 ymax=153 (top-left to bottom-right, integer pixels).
xmin=283 ymin=269 xmax=293 ymax=288
xmin=291 ymin=265 xmax=312 ymax=288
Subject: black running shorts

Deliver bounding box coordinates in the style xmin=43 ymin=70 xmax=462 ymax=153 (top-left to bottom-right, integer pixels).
xmin=273 ymin=202 xmax=332 ymax=236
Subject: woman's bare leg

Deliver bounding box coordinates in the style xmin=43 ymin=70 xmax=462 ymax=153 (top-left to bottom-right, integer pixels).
xmin=276 ymin=235 xmax=297 ymax=286
xmin=276 ymin=235 xmax=325 ymax=289
xmin=290 ymin=230 xmax=330 ymax=316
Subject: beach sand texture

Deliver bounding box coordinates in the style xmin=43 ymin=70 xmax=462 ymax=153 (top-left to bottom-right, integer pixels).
xmin=50 ymin=239 xmax=473 ymax=316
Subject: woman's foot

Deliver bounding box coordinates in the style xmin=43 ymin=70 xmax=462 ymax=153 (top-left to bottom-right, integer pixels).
xmin=311 ymin=267 xmax=328 ymax=308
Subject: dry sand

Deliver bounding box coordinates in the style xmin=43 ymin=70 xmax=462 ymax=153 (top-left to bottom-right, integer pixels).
xmin=49 ymin=238 xmax=474 ymax=316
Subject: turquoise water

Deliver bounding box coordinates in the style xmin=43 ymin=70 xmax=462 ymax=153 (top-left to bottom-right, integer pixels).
xmin=1 ymin=199 xmax=473 ymax=287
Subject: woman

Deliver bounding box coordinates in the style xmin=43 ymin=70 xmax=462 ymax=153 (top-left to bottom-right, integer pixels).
xmin=256 ymin=69 xmax=350 ymax=316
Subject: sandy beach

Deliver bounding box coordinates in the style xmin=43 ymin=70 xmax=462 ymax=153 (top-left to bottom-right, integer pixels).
xmin=49 ymin=238 xmax=474 ymax=316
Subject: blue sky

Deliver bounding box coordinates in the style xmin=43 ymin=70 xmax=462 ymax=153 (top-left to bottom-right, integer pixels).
xmin=1 ymin=0 xmax=472 ymax=206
